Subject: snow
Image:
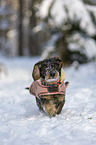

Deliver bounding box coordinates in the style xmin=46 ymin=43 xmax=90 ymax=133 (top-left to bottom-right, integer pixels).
xmin=0 ymin=57 xmax=96 ymax=145
xmin=68 ymin=32 xmax=96 ymax=59
xmin=86 ymin=4 xmax=96 ymax=20
xmin=50 ymin=0 xmax=67 ymax=25
xmin=39 ymin=0 xmax=96 ymax=36
xmin=39 ymin=0 xmax=53 ymax=18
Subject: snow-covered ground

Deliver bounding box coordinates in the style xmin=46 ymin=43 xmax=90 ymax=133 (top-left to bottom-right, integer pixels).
xmin=0 ymin=57 xmax=96 ymax=145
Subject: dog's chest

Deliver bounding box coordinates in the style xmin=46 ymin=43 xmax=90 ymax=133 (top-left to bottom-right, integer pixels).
xmin=47 ymin=85 xmax=59 ymax=93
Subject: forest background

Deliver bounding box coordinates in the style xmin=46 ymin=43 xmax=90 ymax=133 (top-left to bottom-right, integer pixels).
xmin=0 ymin=0 xmax=96 ymax=64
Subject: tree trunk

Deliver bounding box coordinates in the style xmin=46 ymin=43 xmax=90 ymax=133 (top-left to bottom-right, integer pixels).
xmin=28 ymin=0 xmax=40 ymax=56
xmin=18 ymin=0 xmax=23 ymax=56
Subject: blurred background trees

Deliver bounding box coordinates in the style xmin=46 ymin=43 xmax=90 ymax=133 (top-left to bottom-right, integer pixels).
xmin=0 ymin=0 xmax=96 ymax=64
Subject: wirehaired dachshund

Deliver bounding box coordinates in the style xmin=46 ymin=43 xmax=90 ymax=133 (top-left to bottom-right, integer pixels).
xmin=28 ymin=57 xmax=69 ymax=117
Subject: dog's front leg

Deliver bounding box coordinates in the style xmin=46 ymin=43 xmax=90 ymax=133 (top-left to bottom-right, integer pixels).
xmin=36 ymin=97 xmax=43 ymax=111
xmin=56 ymin=100 xmax=65 ymax=115
xmin=55 ymin=94 xmax=65 ymax=115
xmin=43 ymin=100 xmax=57 ymax=117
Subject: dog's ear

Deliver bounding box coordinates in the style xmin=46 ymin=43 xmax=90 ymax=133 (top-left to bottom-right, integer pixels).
xmin=32 ymin=61 xmax=41 ymax=81
xmin=54 ymin=57 xmax=62 ymax=69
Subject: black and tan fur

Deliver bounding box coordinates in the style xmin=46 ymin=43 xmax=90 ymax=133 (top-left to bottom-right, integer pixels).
xmin=32 ymin=57 xmax=66 ymax=117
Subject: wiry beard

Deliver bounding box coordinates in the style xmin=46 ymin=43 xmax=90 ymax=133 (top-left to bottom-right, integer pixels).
xmin=45 ymin=70 xmax=60 ymax=83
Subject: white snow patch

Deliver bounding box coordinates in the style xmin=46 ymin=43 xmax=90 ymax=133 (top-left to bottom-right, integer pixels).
xmin=0 ymin=56 xmax=96 ymax=145
xmin=39 ymin=0 xmax=53 ymax=18
xmin=68 ymin=32 xmax=96 ymax=59
xmin=39 ymin=0 xmax=96 ymax=36
xmin=50 ymin=0 xmax=67 ymax=25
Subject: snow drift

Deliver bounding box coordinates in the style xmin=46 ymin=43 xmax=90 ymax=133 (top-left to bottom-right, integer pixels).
xmin=0 ymin=57 xmax=96 ymax=145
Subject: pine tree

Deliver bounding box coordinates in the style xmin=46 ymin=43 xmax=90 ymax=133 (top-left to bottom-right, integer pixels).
xmin=39 ymin=0 xmax=96 ymax=64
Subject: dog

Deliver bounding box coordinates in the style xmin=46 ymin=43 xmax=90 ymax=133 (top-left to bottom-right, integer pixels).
xmin=28 ymin=57 xmax=69 ymax=117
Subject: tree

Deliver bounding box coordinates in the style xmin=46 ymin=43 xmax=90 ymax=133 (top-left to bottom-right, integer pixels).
xmin=39 ymin=0 xmax=96 ymax=64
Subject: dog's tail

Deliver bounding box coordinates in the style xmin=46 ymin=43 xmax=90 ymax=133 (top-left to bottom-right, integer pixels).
xmin=25 ymin=87 xmax=29 ymax=90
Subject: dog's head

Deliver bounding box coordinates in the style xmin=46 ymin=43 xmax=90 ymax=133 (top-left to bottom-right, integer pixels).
xmin=32 ymin=57 xmax=62 ymax=83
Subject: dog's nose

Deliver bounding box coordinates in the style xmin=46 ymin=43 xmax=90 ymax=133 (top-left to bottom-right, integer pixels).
xmin=50 ymin=71 xmax=55 ymax=77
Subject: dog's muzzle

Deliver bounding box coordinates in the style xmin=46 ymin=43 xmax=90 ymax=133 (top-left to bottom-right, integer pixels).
xmin=45 ymin=70 xmax=60 ymax=83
